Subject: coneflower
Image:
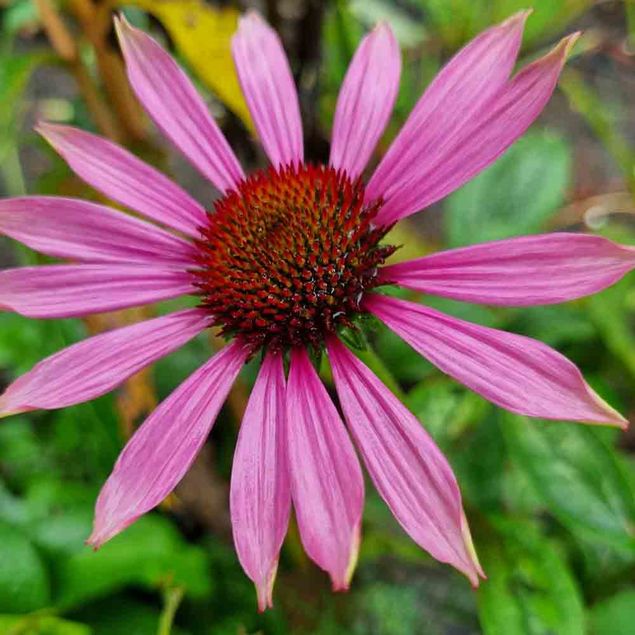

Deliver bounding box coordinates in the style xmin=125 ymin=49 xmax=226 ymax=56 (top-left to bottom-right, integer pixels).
xmin=0 ymin=11 xmax=632 ymax=611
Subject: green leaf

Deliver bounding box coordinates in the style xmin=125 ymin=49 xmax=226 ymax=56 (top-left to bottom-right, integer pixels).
xmin=448 ymin=412 xmax=506 ymax=513
xmin=445 ymin=131 xmax=571 ymax=247
xmin=1 ymin=0 xmax=40 ymax=37
xmin=477 ymin=518 xmax=585 ymax=635
xmin=353 ymin=584 xmax=422 ymax=635
xmin=0 ymin=47 xmax=49 ymax=196
xmin=373 ymin=325 xmax=435 ymax=384
xmin=0 ymin=419 xmax=52 ymax=488
xmin=0 ymin=522 xmax=50 ymax=613
xmin=502 ymin=415 xmax=635 ymax=550
xmin=589 ymin=589 xmax=635 ymax=635
xmin=511 ymin=305 xmax=596 ymax=348
xmin=0 ymin=615 xmax=92 ymax=635
xmin=493 ymin=0 xmax=593 ymax=45
xmin=54 ymin=513 xmax=212 ymax=609
xmin=587 ymin=275 xmax=635 ymax=382
xmin=354 ymin=576 xmax=478 ymax=635
xmin=417 ymin=0 xmax=593 ymax=48
xmin=407 ymin=380 xmax=489 ymax=447
xmin=349 ymin=0 xmax=427 ymax=47
xmin=71 ymin=595 xmax=190 ymax=635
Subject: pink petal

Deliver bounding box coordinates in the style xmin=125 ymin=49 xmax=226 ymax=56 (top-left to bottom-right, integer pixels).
xmin=232 ymin=12 xmax=303 ymax=168
xmin=37 ymin=123 xmax=207 ymax=238
xmin=370 ymin=28 xmax=578 ymax=224
xmin=88 ymin=340 xmax=249 ymax=547
xmin=385 ymin=33 xmax=579 ymax=222
xmin=365 ymin=294 xmax=627 ymax=427
xmin=230 ymin=350 xmax=290 ymax=611
xmin=0 ymin=264 xmax=193 ymax=318
xmin=0 ymin=196 xmax=194 ymax=264
xmin=327 ymin=337 xmax=483 ymax=585
xmin=286 ymin=347 xmax=364 ymax=589
xmin=329 ymin=23 xmax=401 ymax=179
xmin=367 ymin=11 xmax=528 ymax=214
xmin=115 ymin=16 xmax=244 ymax=193
xmin=0 ymin=309 xmax=209 ymax=417
xmin=380 ymin=233 xmax=635 ymax=306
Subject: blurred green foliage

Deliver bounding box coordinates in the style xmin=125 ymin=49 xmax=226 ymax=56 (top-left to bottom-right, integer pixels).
xmin=1 ymin=0 xmax=635 ymax=634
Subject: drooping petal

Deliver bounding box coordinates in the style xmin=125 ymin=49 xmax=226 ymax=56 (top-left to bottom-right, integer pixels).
xmin=367 ymin=11 xmax=528 ymax=212
xmin=0 ymin=309 xmax=210 ymax=418
xmin=329 ymin=23 xmax=401 ymax=179
xmin=286 ymin=347 xmax=364 ymax=589
xmin=327 ymin=337 xmax=483 ymax=585
xmin=379 ymin=233 xmax=635 ymax=306
xmin=37 ymin=123 xmax=207 ymax=237
xmin=115 ymin=16 xmax=244 ymax=193
xmin=0 ymin=264 xmax=193 ymax=318
xmin=0 ymin=196 xmax=194 ymax=264
xmin=88 ymin=340 xmax=249 ymax=547
xmin=231 ymin=12 xmax=303 ymax=168
xmin=365 ymin=294 xmax=627 ymax=427
xmin=230 ymin=350 xmax=290 ymax=611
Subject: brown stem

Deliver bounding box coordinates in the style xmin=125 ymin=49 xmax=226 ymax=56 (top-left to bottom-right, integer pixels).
xmin=34 ymin=0 xmax=121 ymax=140
xmin=68 ymin=0 xmax=147 ymax=141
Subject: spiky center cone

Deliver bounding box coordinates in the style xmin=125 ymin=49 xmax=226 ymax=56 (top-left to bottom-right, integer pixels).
xmin=193 ymin=163 xmax=395 ymax=352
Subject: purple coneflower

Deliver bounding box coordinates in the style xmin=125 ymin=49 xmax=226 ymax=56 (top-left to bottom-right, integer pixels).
xmin=0 ymin=11 xmax=633 ymax=610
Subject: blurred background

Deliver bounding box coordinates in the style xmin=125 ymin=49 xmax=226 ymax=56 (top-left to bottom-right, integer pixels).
xmin=1 ymin=1 xmax=635 ymax=633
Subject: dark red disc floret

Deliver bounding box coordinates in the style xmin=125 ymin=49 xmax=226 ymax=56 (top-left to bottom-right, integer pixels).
xmin=192 ymin=163 xmax=395 ymax=352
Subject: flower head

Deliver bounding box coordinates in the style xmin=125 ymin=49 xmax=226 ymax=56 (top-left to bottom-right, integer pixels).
xmin=1 ymin=10 xmax=633 ymax=611
xmin=193 ymin=163 xmax=394 ymax=351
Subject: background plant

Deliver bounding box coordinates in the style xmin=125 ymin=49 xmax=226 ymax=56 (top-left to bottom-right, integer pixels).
xmin=0 ymin=1 xmax=634 ymax=633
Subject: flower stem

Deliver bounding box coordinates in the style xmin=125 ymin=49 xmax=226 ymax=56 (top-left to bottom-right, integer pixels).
xmin=157 ymin=585 xmax=185 ymax=635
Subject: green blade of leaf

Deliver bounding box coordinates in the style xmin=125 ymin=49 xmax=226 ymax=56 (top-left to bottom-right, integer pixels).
xmin=445 ymin=131 xmax=571 ymax=247
xmin=477 ymin=517 xmax=585 ymax=635
xmin=502 ymin=415 xmax=635 ymax=550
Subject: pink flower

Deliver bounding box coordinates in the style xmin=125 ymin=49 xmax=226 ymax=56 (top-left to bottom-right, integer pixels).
xmin=0 ymin=11 xmax=633 ymax=610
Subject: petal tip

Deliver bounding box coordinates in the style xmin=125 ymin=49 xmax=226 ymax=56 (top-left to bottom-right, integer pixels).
xmin=34 ymin=120 xmax=55 ymax=136
xmin=587 ymin=386 xmax=629 ymax=428
xmin=238 ymin=10 xmax=266 ymax=32
xmin=0 ymin=394 xmax=22 ymax=419
xmin=371 ymin=21 xmax=398 ymax=48
xmin=87 ymin=512 xmax=134 ymax=550
xmin=372 ymin=20 xmax=392 ymax=35
xmin=256 ymin=585 xmax=273 ymax=613
xmin=85 ymin=531 xmax=105 ymax=550
xmin=254 ymin=561 xmax=279 ymax=612
xmin=565 ymin=31 xmax=582 ymax=54
xmin=35 ymin=121 xmax=67 ymax=148
xmin=112 ymin=12 xmax=124 ymax=33
xmin=554 ymin=31 xmax=581 ymax=61
xmin=461 ymin=512 xmax=485 ymax=586
xmin=332 ymin=522 xmax=361 ymax=592
xmin=113 ymin=12 xmax=136 ymax=52
xmin=613 ymin=412 xmax=629 ymax=430
xmin=504 ymin=8 xmax=532 ymax=29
